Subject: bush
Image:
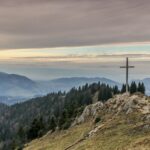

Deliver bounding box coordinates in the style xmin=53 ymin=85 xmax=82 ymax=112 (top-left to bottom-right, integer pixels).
xmin=94 ymin=117 xmax=101 ymax=124
xmin=62 ymin=120 xmax=72 ymax=130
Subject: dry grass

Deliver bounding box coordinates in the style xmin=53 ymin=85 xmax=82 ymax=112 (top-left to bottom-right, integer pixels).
xmin=24 ymin=115 xmax=150 ymax=150
xmin=24 ymin=121 xmax=92 ymax=150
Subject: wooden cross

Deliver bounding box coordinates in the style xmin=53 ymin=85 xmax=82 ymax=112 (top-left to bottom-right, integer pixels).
xmin=120 ymin=57 xmax=134 ymax=93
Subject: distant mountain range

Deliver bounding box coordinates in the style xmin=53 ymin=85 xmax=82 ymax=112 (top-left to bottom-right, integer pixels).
xmin=0 ymin=72 xmax=41 ymax=96
xmin=0 ymin=72 xmax=121 ymax=105
xmin=0 ymin=72 xmax=150 ymax=105
xmin=39 ymin=77 xmax=121 ymax=93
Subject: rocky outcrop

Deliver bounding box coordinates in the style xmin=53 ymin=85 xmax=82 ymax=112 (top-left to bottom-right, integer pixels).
xmin=104 ymin=93 xmax=150 ymax=116
xmin=73 ymin=93 xmax=150 ymax=126
xmin=72 ymin=102 xmax=103 ymax=126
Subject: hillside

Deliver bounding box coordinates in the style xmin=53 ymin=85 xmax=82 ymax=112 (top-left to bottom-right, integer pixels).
xmin=0 ymin=82 xmax=116 ymax=150
xmin=0 ymin=81 xmax=147 ymax=150
xmin=24 ymin=93 xmax=150 ymax=150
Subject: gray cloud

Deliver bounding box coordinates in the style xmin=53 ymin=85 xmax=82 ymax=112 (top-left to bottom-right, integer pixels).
xmin=0 ymin=0 xmax=150 ymax=49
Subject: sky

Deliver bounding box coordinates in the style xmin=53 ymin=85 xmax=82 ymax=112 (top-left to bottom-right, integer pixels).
xmin=0 ymin=0 xmax=150 ymax=81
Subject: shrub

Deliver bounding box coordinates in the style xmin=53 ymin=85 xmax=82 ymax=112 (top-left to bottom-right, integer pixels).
xmin=94 ymin=117 xmax=101 ymax=124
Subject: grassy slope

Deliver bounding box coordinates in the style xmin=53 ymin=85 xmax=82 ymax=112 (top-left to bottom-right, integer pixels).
xmin=24 ymin=115 xmax=150 ymax=150
xmin=24 ymin=121 xmax=92 ymax=150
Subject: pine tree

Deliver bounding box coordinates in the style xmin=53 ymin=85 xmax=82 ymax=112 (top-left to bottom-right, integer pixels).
xmin=130 ymin=81 xmax=137 ymax=94
xmin=141 ymin=82 xmax=145 ymax=94
xmin=138 ymin=82 xmax=145 ymax=94
xmin=17 ymin=126 xmax=25 ymax=142
xmin=49 ymin=116 xmax=56 ymax=132
xmin=27 ymin=118 xmax=38 ymax=140
xmin=58 ymin=109 xmax=69 ymax=129
xmin=121 ymin=84 xmax=126 ymax=93
xmin=113 ymin=85 xmax=119 ymax=95
xmin=137 ymin=82 xmax=141 ymax=92
xmin=91 ymin=83 xmax=97 ymax=94
xmin=27 ymin=117 xmax=45 ymax=140
xmin=98 ymin=85 xmax=112 ymax=102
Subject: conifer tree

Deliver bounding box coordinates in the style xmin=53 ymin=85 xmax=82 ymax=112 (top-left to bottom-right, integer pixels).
xmin=27 ymin=117 xmax=45 ymax=140
xmin=141 ymin=82 xmax=145 ymax=94
xmin=17 ymin=126 xmax=25 ymax=142
xmin=98 ymin=85 xmax=112 ymax=102
xmin=138 ymin=82 xmax=145 ymax=94
xmin=58 ymin=109 xmax=69 ymax=129
xmin=130 ymin=81 xmax=137 ymax=94
xmin=137 ymin=82 xmax=141 ymax=92
xmin=113 ymin=85 xmax=119 ymax=94
xmin=49 ymin=116 xmax=56 ymax=132
xmin=121 ymin=84 xmax=126 ymax=93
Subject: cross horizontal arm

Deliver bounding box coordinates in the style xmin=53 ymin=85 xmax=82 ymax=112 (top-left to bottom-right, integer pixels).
xmin=128 ymin=66 xmax=135 ymax=68
xmin=120 ymin=66 xmax=135 ymax=68
xmin=120 ymin=66 xmax=126 ymax=68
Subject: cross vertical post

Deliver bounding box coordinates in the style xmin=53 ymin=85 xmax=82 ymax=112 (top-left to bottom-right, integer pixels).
xmin=126 ymin=57 xmax=128 ymax=92
xmin=120 ymin=57 xmax=134 ymax=93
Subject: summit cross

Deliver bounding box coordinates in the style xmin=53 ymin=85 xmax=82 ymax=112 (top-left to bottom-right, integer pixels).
xmin=120 ymin=57 xmax=134 ymax=93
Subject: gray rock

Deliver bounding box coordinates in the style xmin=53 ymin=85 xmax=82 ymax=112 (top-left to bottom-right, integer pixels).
xmin=72 ymin=102 xmax=103 ymax=126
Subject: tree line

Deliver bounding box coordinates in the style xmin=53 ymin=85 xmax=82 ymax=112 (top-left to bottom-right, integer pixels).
xmin=121 ymin=82 xmax=145 ymax=94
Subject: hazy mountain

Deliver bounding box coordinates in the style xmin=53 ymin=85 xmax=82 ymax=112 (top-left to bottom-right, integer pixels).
xmin=0 ymin=72 xmax=41 ymax=96
xmin=0 ymin=72 xmax=42 ymax=104
xmin=0 ymin=72 xmax=121 ymax=105
xmin=2 ymin=71 xmax=150 ymax=105
xmin=39 ymin=77 xmax=121 ymax=93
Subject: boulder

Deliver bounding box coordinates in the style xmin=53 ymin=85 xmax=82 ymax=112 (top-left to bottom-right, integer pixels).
xmin=72 ymin=102 xmax=103 ymax=126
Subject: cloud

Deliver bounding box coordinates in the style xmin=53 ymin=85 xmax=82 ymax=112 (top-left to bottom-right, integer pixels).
xmin=0 ymin=0 xmax=150 ymax=49
xmin=12 ymin=54 xmax=150 ymax=59
xmin=6 ymin=53 xmax=150 ymax=66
